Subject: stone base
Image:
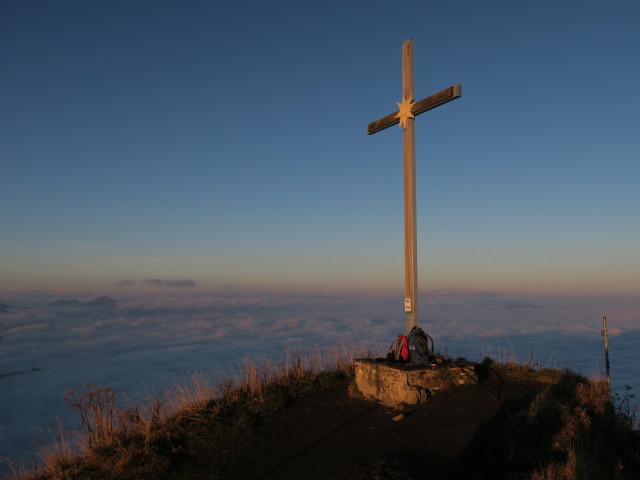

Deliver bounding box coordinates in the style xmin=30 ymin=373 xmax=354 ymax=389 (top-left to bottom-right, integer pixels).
xmin=354 ymin=358 xmax=475 ymax=408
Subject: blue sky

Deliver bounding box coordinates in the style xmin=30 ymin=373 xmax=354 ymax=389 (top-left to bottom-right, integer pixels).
xmin=2 ymin=0 xmax=639 ymax=296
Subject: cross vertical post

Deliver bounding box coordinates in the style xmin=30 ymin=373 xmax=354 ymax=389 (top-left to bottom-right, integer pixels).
xmin=367 ymin=39 xmax=462 ymax=335
xmin=402 ymin=39 xmax=418 ymax=333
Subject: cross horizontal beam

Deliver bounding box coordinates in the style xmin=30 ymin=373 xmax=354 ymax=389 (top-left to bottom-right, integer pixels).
xmin=367 ymin=84 xmax=462 ymax=135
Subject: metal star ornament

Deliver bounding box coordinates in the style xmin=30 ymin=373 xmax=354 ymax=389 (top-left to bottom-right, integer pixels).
xmin=395 ymin=96 xmax=415 ymax=129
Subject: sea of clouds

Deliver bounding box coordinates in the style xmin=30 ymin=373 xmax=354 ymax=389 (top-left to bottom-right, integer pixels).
xmin=1 ymin=288 xmax=639 ymax=470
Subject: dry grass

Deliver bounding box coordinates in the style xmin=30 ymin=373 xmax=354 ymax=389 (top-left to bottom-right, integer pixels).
xmin=479 ymin=345 xmax=566 ymax=384
xmin=516 ymin=372 xmax=639 ymax=479
xmin=5 ymin=340 xmax=381 ymax=480
xmin=163 ymin=370 xmax=219 ymax=413
xmin=6 ymin=421 xmax=84 ymax=480
xmin=531 ymin=446 xmax=580 ymax=480
xmin=464 ymin=350 xmax=639 ymax=479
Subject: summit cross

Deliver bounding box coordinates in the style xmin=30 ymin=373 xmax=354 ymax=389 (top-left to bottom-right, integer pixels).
xmin=367 ymin=38 xmax=462 ymax=334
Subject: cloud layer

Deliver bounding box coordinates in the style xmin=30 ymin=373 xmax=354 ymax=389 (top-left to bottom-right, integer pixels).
xmin=1 ymin=290 xmax=638 ymax=468
xmin=116 ymin=278 xmax=196 ymax=288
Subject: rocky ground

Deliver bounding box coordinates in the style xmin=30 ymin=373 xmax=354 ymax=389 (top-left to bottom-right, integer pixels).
xmin=218 ymin=368 xmax=547 ymax=480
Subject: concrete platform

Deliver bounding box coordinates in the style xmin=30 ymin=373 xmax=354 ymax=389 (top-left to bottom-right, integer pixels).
xmin=354 ymin=358 xmax=475 ymax=408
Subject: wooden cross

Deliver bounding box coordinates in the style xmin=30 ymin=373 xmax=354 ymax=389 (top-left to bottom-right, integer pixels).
xmin=367 ymin=38 xmax=462 ymax=334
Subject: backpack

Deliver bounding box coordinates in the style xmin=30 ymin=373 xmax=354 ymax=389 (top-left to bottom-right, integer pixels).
xmin=407 ymin=326 xmax=434 ymax=363
xmin=386 ymin=334 xmax=410 ymax=363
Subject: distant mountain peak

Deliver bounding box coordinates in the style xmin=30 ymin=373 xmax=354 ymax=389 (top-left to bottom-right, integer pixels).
xmin=48 ymin=296 xmax=117 ymax=309
xmin=85 ymin=296 xmax=117 ymax=308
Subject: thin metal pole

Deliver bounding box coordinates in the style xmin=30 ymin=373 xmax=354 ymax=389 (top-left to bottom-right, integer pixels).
xmin=601 ymin=316 xmax=611 ymax=395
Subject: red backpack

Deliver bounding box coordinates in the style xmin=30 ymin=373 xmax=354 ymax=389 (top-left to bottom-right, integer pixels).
xmin=386 ymin=334 xmax=410 ymax=362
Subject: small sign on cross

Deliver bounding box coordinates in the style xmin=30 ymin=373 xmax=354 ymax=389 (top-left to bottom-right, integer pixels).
xmin=367 ymin=38 xmax=462 ymax=334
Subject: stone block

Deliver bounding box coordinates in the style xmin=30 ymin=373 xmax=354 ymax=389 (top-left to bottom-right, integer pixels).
xmin=354 ymin=358 xmax=474 ymax=408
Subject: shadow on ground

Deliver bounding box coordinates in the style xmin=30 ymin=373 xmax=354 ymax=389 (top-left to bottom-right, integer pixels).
xmin=215 ymin=368 xmax=548 ymax=480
